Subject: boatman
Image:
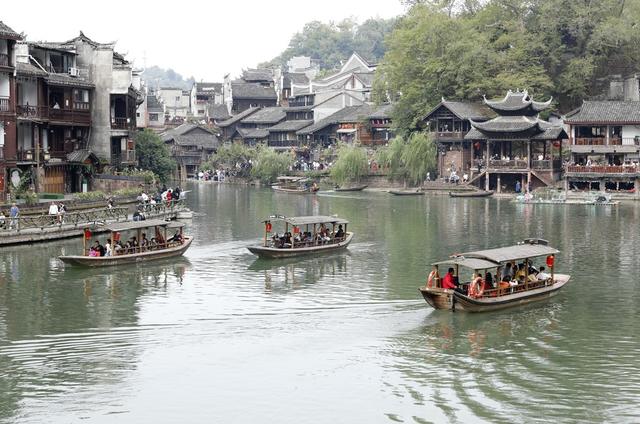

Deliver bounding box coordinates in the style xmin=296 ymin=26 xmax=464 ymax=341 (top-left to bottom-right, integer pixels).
xmin=442 ymin=268 xmax=457 ymax=290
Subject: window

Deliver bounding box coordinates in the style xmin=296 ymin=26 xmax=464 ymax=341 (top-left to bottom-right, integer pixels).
xmin=73 ymin=89 xmax=89 ymax=103
xmin=136 ymin=112 xmax=141 ymax=118
xmin=150 ymin=113 xmax=159 ymax=122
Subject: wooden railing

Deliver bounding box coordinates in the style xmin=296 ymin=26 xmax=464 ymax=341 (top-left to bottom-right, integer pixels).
xmin=111 ymin=117 xmax=130 ymax=129
xmin=566 ymin=165 xmax=639 ymax=174
xmin=0 ymin=207 xmax=129 ymax=232
xmin=0 ymin=96 xmax=11 ymax=112
xmin=268 ymin=139 xmax=300 ymax=147
xmin=488 ymin=159 xmax=529 ymax=169
xmin=532 ymin=159 xmax=562 ymax=169
xmin=572 ymin=137 xmax=639 ymax=146
xmin=48 ymin=108 xmax=91 ymax=124
xmin=435 ymin=131 xmax=465 ymax=139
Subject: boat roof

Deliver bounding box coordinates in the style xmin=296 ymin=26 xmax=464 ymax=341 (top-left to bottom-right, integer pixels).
xmin=277 ymin=176 xmax=304 ymax=181
xmin=462 ymin=244 xmax=559 ymax=264
xmin=106 ymin=219 xmax=184 ymax=232
xmin=264 ymin=215 xmax=348 ymax=225
xmin=433 ymin=257 xmax=500 ymax=270
xmin=433 ymin=240 xmax=559 ymax=269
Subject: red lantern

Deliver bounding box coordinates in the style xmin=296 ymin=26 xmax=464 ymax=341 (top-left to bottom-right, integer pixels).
xmin=265 ymin=222 xmax=272 ymax=233
xmin=474 ymin=142 xmax=480 ymax=150
xmin=553 ymin=141 xmax=560 ymax=148
xmin=546 ymin=255 xmax=554 ymax=268
xmin=113 ymin=232 xmax=120 ymax=242
xmin=84 ymin=228 xmax=92 ymax=240
xmin=293 ymin=226 xmax=300 ymax=234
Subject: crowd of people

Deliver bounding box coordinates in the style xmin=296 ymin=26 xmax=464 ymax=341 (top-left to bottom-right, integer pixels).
xmin=440 ymin=260 xmax=552 ymax=297
xmin=271 ymin=224 xmax=345 ymax=248
xmin=0 ymin=203 xmax=20 ymax=230
xmin=88 ymin=229 xmax=185 ymax=257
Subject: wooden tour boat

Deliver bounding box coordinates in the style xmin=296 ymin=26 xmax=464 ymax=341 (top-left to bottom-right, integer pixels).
xmin=247 ymin=215 xmax=353 ymax=259
xmin=389 ymin=189 xmax=425 ymax=196
xmin=59 ymin=219 xmax=193 ymax=267
xmin=272 ymin=176 xmax=319 ymax=194
xmin=419 ymin=238 xmax=570 ymax=312
xmin=449 ymin=190 xmax=494 ymax=198
xmin=335 ymin=184 xmax=368 ymax=192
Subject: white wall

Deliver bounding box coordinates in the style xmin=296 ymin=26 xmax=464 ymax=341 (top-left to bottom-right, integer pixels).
xmin=19 ymin=80 xmax=38 ymax=106
xmin=0 ymin=75 xmax=9 ymax=97
xmin=622 ymin=125 xmax=640 ymax=143
xmin=0 ymin=40 xmax=7 ymax=55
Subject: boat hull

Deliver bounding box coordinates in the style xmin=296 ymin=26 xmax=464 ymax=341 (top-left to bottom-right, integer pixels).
xmin=389 ymin=190 xmax=424 ymax=196
xmin=419 ymin=274 xmax=570 ymax=312
xmin=335 ymin=185 xmax=367 ymax=192
xmin=449 ymin=190 xmax=494 ymax=198
xmin=272 ymin=186 xmax=318 ymax=194
xmin=59 ymin=237 xmax=193 ymax=267
xmin=247 ymin=233 xmax=353 ymax=259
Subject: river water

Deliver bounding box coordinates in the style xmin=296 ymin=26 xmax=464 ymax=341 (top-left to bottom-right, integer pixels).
xmin=1 ymin=183 xmax=639 ymax=423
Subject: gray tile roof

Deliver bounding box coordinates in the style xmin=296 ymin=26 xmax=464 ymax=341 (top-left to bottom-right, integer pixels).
xmin=564 ymin=101 xmax=640 ymax=124
xmin=162 ymin=123 xmax=219 ymax=148
xmin=369 ymin=103 xmax=393 ymax=119
xmin=207 ymin=104 xmax=230 ymax=121
xmin=0 ymin=21 xmax=21 ymax=39
xmin=465 ymin=119 xmax=566 ymax=140
xmin=242 ymin=68 xmax=273 ymax=82
xmin=232 ymin=82 xmax=277 ymax=100
xmin=195 ymin=82 xmax=222 ymax=94
xmin=484 ymin=89 xmax=552 ymax=113
xmin=471 ymin=116 xmax=540 ymax=133
xmin=46 ymin=74 xmax=94 ymax=89
xmin=284 ymin=72 xmax=309 ymax=88
xmin=240 ymin=107 xmax=285 ymax=124
xmin=66 ymin=149 xmax=99 ymax=163
xmin=297 ymin=105 xmax=370 ymax=135
xmin=237 ymin=128 xmax=269 ymax=139
xmin=425 ymin=100 xmax=495 ymax=121
xmin=268 ymin=120 xmax=313 ymax=132
xmin=217 ymin=107 xmax=261 ymax=127
xmin=16 ymin=61 xmax=47 ymax=77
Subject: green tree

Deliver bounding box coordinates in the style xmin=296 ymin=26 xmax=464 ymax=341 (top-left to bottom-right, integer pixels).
xmin=250 ymin=148 xmax=294 ymax=184
xmin=402 ymin=132 xmax=437 ymax=185
xmin=134 ymin=129 xmax=176 ymax=183
xmin=330 ymin=144 xmax=369 ymax=185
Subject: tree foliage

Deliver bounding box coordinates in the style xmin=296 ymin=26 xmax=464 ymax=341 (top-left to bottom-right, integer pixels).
xmin=207 ymin=143 xmax=256 ymax=169
xmin=329 ymin=144 xmax=369 ymax=185
xmin=134 ymin=129 xmax=176 ymax=183
xmin=142 ymin=65 xmax=195 ymax=90
xmin=261 ymin=18 xmax=398 ymax=70
xmin=377 ymin=0 xmax=640 ymax=134
xmin=375 ymin=133 xmax=437 ymax=185
xmin=250 ymin=148 xmax=294 ymax=184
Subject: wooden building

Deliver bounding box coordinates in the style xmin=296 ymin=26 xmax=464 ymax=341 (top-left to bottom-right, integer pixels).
xmin=465 ymin=90 xmax=567 ymax=192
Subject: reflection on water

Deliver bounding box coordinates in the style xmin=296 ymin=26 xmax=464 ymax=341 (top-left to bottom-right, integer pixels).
xmin=1 ymin=185 xmax=640 ymax=423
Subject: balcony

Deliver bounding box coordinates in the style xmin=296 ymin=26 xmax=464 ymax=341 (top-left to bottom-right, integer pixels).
xmin=0 ymin=96 xmax=11 ymax=113
xmin=17 ymin=105 xmax=48 ymax=119
xmin=111 ymin=117 xmax=130 ymax=130
xmin=175 ymin=152 xmax=203 ymax=165
xmin=571 ymin=137 xmax=640 ymax=146
xmin=488 ymin=159 xmax=529 ymax=169
xmin=112 ymin=150 xmax=136 ymax=165
xmin=0 ymin=53 xmax=10 ymax=67
xmin=433 ymin=131 xmax=465 ymax=140
xmin=48 ymin=108 xmax=91 ymax=125
xmin=566 ymin=165 xmax=640 ymax=175
xmin=532 ymin=159 xmax=562 ymax=170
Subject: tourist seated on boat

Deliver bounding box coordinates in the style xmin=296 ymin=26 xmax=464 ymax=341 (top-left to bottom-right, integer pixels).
xmin=89 ymin=246 xmax=99 ymax=257
xmin=133 ymin=209 xmax=145 ymax=222
xmin=167 ymin=231 xmax=184 ymax=245
xmin=141 ymin=233 xmax=149 ymax=251
xmin=537 ymin=266 xmax=551 ymax=281
xmin=129 ymin=237 xmax=139 ymax=253
xmin=503 ymin=262 xmax=514 ymax=281
xmin=484 ymin=272 xmax=495 ymax=289
xmin=105 ymin=239 xmax=113 ymax=257
xmin=113 ymin=241 xmax=124 ymax=255
xmin=334 ymin=224 xmax=345 ymax=240
xmin=442 ymin=268 xmax=458 ymax=290
xmin=149 ymin=237 xmax=158 ymax=250
xmin=93 ymin=240 xmax=106 ymax=257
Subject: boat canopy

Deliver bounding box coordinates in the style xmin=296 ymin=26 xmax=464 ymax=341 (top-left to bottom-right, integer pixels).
xmin=263 ymin=215 xmax=348 ymax=226
xmin=432 ymin=257 xmax=499 ymax=270
xmin=462 ymin=244 xmax=559 ymax=263
xmin=106 ymin=219 xmax=178 ymax=232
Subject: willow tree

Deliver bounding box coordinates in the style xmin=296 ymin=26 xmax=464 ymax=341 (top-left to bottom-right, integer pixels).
xmin=330 ymin=144 xmax=369 ymax=186
xmin=375 ymin=137 xmax=408 ymax=181
xmin=250 ymin=147 xmax=293 ymax=184
xmin=402 ymin=132 xmax=437 ymax=186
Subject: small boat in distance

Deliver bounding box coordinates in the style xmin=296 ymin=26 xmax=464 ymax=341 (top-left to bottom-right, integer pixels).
xmin=59 ymin=219 xmax=193 ymax=267
xmin=449 ymin=190 xmax=494 ymax=198
xmin=419 ymin=238 xmax=570 ymax=312
xmin=389 ymin=189 xmax=424 ymax=196
xmin=335 ymin=184 xmax=368 ymax=192
xmin=247 ymin=215 xmax=353 ymax=259
xmin=272 ymin=176 xmax=319 ymax=194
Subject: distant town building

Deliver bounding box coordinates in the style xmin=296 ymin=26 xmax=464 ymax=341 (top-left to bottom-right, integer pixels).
xmin=162 ymin=123 xmax=219 ymax=179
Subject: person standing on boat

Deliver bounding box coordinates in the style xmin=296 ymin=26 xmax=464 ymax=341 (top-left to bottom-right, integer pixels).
xmin=536 ymin=267 xmax=551 ymax=281
xmin=442 ymin=268 xmax=457 ymax=290
xmin=9 ymin=203 xmax=19 ymax=230
xmin=515 ymin=180 xmax=521 ymax=193
xmin=105 ymin=239 xmax=113 ymax=257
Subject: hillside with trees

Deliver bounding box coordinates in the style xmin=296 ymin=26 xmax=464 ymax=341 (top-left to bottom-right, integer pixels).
xmin=142 ymin=65 xmax=195 ymax=90
xmin=260 ymin=18 xmax=398 ymax=70
xmin=375 ymin=0 xmax=640 ymax=134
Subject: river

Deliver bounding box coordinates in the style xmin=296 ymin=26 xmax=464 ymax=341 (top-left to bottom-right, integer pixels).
xmin=1 ymin=183 xmax=639 ymax=423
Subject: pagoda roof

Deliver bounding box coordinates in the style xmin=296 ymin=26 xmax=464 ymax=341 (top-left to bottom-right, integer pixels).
xmin=466 ymin=118 xmax=566 ymax=140
xmin=483 ymin=90 xmax=552 ymax=114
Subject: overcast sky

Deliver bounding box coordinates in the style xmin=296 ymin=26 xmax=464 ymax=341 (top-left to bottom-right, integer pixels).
xmin=3 ymin=1 xmax=405 ymax=82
